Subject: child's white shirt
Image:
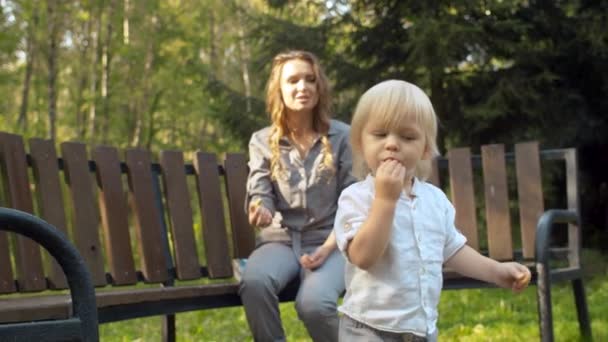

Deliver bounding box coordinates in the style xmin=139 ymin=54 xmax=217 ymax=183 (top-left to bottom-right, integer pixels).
xmin=334 ymin=175 xmax=467 ymax=337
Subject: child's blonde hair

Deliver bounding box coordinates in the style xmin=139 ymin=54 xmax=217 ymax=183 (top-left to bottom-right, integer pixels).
xmin=350 ymin=80 xmax=439 ymax=181
xmin=265 ymin=50 xmax=334 ymax=180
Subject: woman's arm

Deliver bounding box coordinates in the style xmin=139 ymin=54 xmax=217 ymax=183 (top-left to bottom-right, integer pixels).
xmin=300 ymin=231 xmax=337 ymax=269
xmin=246 ymin=132 xmax=276 ymax=227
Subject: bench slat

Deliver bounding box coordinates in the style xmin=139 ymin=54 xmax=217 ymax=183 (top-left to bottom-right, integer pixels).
xmin=93 ymin=146 xmax=137 ymax=285
xmin=515 ymin=142 xmax=544 ymax=259
xmin=125 ymin=149 xmax=168 ymax=283
xmin=0 ymin=134 xmax=15 ymax=293
xmin=481 ymin=144 xmax=513 ymax=260
xmin=448 ymin=148 xmax=479 ymax=250
xmin=193 ymin=152 xmax=232 ymax=278
xmin=0 ymin=233 xmax=13 ymax=293
xmin=160 ymin=151 xmax=201 ymax=280
xmin=224 ymin=153 xmax=255 ymax=259
xmin=29 ymin=138 xmax=69 ymax=289
xmin=428 ymin=157 xmax=440 ymax=187
xmin=61 ymin=142 xmax=107 ymax=286
xmin=0 ymin=132 xmax=46 ymax=291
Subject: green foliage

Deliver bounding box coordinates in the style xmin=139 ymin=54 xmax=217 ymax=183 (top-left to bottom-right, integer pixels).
xmin=0 ymin=0 xmax=606 ymax=242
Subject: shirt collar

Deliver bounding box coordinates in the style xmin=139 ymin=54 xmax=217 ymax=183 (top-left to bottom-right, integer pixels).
xmin=278 ymin=120 xmax=335 ymax=145
xmin=328 ymin=121 xmax=339 ymax=136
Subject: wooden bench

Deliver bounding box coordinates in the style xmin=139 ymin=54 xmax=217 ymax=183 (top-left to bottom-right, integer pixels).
xmin=0 ymin=132 xmax=592 ymax=342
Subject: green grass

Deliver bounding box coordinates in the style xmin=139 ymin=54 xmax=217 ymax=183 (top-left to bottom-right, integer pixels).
xmin=100 ymin=249 xmax=608 ymax=341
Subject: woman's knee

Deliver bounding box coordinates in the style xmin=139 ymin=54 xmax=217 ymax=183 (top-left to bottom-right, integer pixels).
xmin=295 ymin=293 xmax=336 ymax=322
xmin=240 ymin=270 xmax=278 ymax=297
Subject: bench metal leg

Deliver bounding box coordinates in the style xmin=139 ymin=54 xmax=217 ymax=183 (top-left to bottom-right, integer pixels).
xmin=536 ymin=262 xmax=554 ymax=342
xmin=162 ymin=314 xmax=176 ymax=342
xmin=572 ymin=278 xmax=592 ymax=340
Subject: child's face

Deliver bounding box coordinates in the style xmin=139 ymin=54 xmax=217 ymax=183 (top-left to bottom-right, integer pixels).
xmin=361 ymin=114 xmax=430 ymax=180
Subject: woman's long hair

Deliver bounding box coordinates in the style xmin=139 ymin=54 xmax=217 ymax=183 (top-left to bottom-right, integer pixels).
xmin=265 ymin=50 xmax=334 ymax=180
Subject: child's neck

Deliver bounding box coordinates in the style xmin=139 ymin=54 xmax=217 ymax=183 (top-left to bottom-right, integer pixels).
xmin=403 ymin=176 xmax=415 ymax=198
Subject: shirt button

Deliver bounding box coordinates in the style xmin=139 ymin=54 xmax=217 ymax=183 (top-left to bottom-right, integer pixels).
xmin=344 ymin=222 xmax=352 ymax=231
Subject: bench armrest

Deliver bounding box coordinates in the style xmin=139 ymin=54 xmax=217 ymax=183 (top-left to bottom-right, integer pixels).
xmin=0 ymin=207 xmax=99 ymax=341
xmin=535 ymin=209 xmax=579 ymax=264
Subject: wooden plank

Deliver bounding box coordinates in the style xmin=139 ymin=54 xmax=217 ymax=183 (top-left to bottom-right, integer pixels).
xmin=0 ymin=132 xmax=46 ymax=292
xmin=0 ymin=295 xmax=71 ymax=323
xmin=93 ymin=146 xmax=137 ymax=285
xmin=159 ymin=150 xmax=200 ymax=280
xmin=61 ymin=142 xmax=107 ymax=286
xmin=447 ymin=148 xmax=479 ymax=250
xmin=224 ymin=153 xmax=255 ymax=259
xmin=427 ymin=156 xmax=440 ymax=187
xmin=481 ymin=144 xmax=513 ymax=260
xmin=515 ymin=142 xmax=544 ymax=259
xmin=29 ymin=138 xmax=68 ymax=289
xmin=0 ymin=232 xmax=13 ymax=293
xmin=193 ymin=152 xmax=232 ymax=278
xmin=125 ymin=148 xmax=168 ymax=283
xmin=0 ymin=133 xmax=15 ymax=293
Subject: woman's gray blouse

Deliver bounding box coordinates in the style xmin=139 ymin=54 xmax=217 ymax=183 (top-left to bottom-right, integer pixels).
xmin=246 ymin=119 xmax=356 ymax=247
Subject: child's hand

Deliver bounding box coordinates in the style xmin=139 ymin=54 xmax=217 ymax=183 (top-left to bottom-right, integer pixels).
xmin=248 ymin=199 xmax=272 ymax=228
xmin=495 ymin=262 xmax=531 ymax=293
xmin=374 ymin=160 xmax=406 ymax=202
xmin=300 ymin=245 xmax=331 ymax=270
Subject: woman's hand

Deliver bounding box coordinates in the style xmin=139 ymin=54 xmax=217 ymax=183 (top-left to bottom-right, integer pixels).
xmin=248 ymin=199 xmax=272 ymax=228
xmin=300 ymin=245 xmax=332 ymax=270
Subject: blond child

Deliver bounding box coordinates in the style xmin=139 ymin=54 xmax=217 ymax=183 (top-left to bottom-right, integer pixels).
xmin=333 ymin=80 xmax=531 ymax=342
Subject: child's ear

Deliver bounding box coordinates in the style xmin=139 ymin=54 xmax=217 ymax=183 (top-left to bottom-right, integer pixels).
xmin=422 ymin=145 xmax=433 ymax=160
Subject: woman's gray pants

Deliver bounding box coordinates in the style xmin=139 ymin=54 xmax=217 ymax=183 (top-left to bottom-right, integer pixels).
xmin=239 ymin=242 xmax=345 ymax=342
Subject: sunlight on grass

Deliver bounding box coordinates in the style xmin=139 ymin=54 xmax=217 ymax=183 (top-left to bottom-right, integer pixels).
xmin=100 ymin=249 xmax=607 ymax=341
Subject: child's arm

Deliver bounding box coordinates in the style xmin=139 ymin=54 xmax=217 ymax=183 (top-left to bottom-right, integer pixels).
xmin=346 ymin=160 xmax=405 ymax=269
xmin=445 ymin=245 xmax=531 ymax=293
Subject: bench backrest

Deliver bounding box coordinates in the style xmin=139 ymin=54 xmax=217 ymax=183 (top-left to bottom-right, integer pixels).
xmin=428 ymin=142 xmax=579 ymax=265
xmin=0 ymin=132 xmax=579 ymax=295
xmin=0 ymin=132 xmax=254 ymax=294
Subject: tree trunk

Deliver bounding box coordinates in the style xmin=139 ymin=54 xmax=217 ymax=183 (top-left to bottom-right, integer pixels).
xmin=46 ymin=0 xmax=59 ymax=140
xmin=144 ymin=90 xmax=163 ymax=150
xmin=100 ymin=0 xmax=116 ymax=144
xmin=123 ymin=0 xmax=130 ymax=45
xmin=17 ymin=9 xmax=38 ymax=132
xmin=88 ymin=1 xmax=103 ymax=141
xmin=132 ymin=13 xmax=158 ymax=148
xmin=76 ymin=13 xmax=91 ymax=140
xmin=236 ymin=8 xmax=251 ymax=112
xmin=208 ymin=9 xmax=220 ymax=79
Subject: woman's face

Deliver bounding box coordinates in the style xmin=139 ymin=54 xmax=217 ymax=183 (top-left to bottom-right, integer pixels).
xmin=279 ymin=59 xmax=319 ymax=116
